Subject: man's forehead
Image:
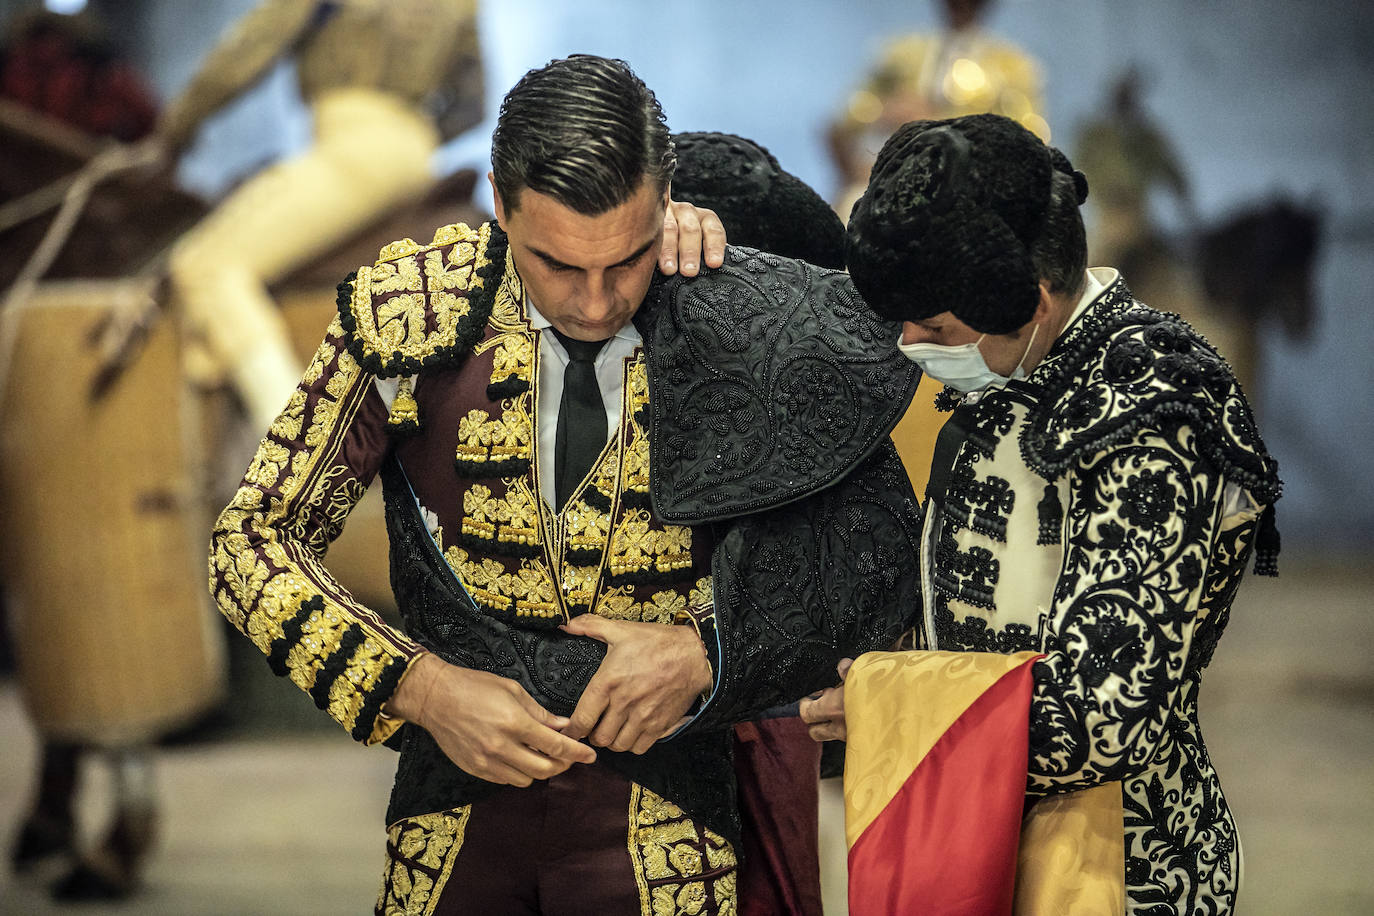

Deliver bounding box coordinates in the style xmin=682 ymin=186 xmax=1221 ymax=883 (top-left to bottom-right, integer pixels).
xmin=509 ymin=183 xmax=665 ymax=267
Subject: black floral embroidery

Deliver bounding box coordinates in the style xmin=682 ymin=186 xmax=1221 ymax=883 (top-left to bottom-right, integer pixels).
xmin=1121 ymin=468 xmax=1179 ymax=528
xmin=644 ymin=246 xmax=919 ymax=523
xmin=1021 ymin=281 xmax=1281 ymax=508
xmin=928 ymin=279 xmax=1275 ymax=914
xmin=1075 ymin=616 xmax=1147 ymax=688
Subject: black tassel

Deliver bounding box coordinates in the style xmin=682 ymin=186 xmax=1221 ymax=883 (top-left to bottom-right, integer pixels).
xmin=1253 ymin=503 xmax=1280 ymax=577
xmin=1037 ymin=483 xmax=1063 ymax=545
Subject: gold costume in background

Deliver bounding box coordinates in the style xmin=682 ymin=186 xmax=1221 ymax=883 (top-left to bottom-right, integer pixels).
xmin=161 ymin=0 xmax=484 ymax=433
xmin=829 ymin=0 xmax=1048 ymax=503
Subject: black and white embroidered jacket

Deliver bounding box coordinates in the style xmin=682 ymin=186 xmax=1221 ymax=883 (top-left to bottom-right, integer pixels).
xmin=921 ymin=269 xmax=1280 ymax=915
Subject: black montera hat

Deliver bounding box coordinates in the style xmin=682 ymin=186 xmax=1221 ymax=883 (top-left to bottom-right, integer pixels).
xmin=846 ymin=113 xmax=1087 ymax=334
xmin=671 ymin=131 xmax=845 ymax=269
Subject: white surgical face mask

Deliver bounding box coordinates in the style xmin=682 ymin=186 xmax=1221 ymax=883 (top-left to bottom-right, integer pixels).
xmin=897 ymin=324 xmax=1039 ymax=392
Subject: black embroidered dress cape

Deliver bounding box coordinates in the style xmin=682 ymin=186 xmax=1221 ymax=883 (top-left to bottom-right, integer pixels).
xmin=208 ymin=223 xmax=923 ymax=851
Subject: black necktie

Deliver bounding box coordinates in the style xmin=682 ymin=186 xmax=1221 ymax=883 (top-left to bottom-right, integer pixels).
xmin=551 ymin=329 xmax=610 ymax=511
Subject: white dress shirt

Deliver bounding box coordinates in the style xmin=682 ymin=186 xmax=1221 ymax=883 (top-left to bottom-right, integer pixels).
xmin=526 ymin=298 xmax=642 ymax=509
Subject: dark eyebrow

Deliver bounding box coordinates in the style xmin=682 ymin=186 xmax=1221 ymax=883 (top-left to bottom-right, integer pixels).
xmin=527 ymin=237 xmax=656 ymax=273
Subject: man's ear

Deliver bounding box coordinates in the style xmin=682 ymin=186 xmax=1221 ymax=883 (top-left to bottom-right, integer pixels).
xmin=1034 ymin=280 xmax=1055 ymax=323
xmin=489 ymin=172 xmax=507 ymax=231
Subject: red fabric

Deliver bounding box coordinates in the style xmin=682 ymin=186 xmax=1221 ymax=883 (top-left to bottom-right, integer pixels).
xmin=847 ymin=659 xmax=1037 ymax=916
xmin=733 ymin=717 xmax=824 ymax=916
xmin=1 ymin=33 xmax=157 ymax=140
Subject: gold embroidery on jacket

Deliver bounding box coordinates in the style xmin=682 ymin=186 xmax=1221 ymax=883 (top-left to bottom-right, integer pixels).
xmin=444 ymin=546 xmax=561 ymax=621
xmin=622 ymin=361 xmax=653 ymax=497
xmin=607 ymin=511 xmax=695 ymax=580
xmin=454 ymin=400 xmax=533 ymax=469
xmin=377 ymin=808 xmax=471 ymax=916
xmin=488 ymin=333 xmax=534 ymax=385
xmin=628 ymin=785 xmax=737 ymax=916
xmin=424 ymin=242 xmax=477 ymax=292
xmin=370 ymin=255 xmax=423 ymax=295
xmin=460 ymin=479 xmax=541 ymax=550
xmin=212 ymin=317 xmax=416 ymax=744
xmin=486 ymin=251 xmax=525 ymax=334
xmin=351 ymin=222 xmax=494 ymax=375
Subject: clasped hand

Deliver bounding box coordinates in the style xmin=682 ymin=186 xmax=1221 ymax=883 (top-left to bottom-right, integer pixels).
xmin=560 ymin=615 xmax=714 ymax=755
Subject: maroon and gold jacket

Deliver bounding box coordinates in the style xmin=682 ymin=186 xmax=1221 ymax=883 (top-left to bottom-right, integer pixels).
xmin=210 ymin=222 xmax=924 ymax=840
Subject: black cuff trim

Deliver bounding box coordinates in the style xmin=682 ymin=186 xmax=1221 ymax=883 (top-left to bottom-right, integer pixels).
xmin=351 ymin=654 xmax=408 ymax=743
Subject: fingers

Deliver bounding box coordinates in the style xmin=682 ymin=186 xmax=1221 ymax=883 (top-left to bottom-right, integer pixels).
xmin=589 ymin=699 xmax=631 ymax=749
xmin=562 ymin=679 xmax=610 ymax=741
xmin=800 ymin=686 xmax=848 ymax=743
xmin=669 ymin=201 xmax=703 ymax=276
xmin=559 ymin=614 xmax=613 ymax=642
xmin=838 ymin=657 xmax=855 ymax=680
xmin=659 ymin=206 xmax=679 ymax=274
xmin=806 ymin=720 xmax=847 ymax=742
xmin=518 ymin=696 xmax=597 ymax=765
xmin=698 ymin=207 xmax=726 ymax=268
xmin=800 ymin=686 xmax=844 ymax=722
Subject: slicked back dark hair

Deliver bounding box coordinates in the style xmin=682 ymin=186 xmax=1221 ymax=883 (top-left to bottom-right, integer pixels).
xmin=491 ymin=55 xmax=676 ymax=215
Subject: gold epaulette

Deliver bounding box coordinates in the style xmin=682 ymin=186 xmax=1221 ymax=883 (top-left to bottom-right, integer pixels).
xmin=336 ymin=220 xmax=505 ymax=379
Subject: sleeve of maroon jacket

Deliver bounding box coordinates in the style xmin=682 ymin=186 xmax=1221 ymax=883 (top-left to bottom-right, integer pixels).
xmin=209 ymin=315 xmax=423 ymax=745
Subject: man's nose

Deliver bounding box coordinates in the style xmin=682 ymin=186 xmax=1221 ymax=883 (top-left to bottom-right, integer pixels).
xmin=580 ymin=272 xmax=614 ymax=322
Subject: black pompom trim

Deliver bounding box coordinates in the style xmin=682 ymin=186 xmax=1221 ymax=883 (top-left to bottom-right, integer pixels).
xmin=351 ymin=655 xmax=408 ymax=743
xmin=386 ymin=417 xmax=422 ymax=439
xmin=605 ymin=565 xmax=699 ymax=589
xmin=457 ymin=530 xmax=541 ymax=560
xmin=266 ymin=595 xmax=324 ymax=676
xmin=453 ymin=457 xmax=531 ymax=479
xmin=579 ymin=487 xmax=613 ymax=513
xmin=309 ymin=625 xmax=365 ymax=709
xmin=620 ymin=488 xmax=653 ymax=511
xmin=565 ymin=547 xmax=603 ymax=566
xmin=486 ymin=376 xmax=530 ymax=401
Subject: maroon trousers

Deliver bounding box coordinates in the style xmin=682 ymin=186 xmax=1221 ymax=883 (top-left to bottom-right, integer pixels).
xmin=733 ymin=716 xmax=825 ymax=916
xmin=377 ymin=763 xmax=737 ymax=915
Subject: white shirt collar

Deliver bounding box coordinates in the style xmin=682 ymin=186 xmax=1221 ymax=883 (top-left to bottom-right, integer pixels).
xmin=1062 ymin=266 xmax=1119 ymax=330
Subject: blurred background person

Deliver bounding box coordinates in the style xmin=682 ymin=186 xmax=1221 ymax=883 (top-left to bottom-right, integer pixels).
xmin=0 ymin=4 xmax=218 ymax=903
xmin=1 ymin=0 xmax=485 ymax=902
xmin=146 ymin=0 xmax=484 ymax=437
xmin=826 ymin=0 xmax=1047 ymax=221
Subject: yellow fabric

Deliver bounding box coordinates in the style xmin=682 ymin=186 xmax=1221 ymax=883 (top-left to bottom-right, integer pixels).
xmin=843 ymin=649 xmax=1127 ymax=912
xmin=1014 ymin=782 xmax=1126 ymax=916
xmin=888 ymin=374 xmax=950 ymax=501
xmin=170 ymin=88 xmax=439 ymax=432
xmin=842 ymin=649 xmax=1039 ymax=847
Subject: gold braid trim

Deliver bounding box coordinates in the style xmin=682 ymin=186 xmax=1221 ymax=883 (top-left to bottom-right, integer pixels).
xmin=376 ymin=808 xmax=472 ymax=916
xmin=628 ymin=786 xmax=737 ymax=916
